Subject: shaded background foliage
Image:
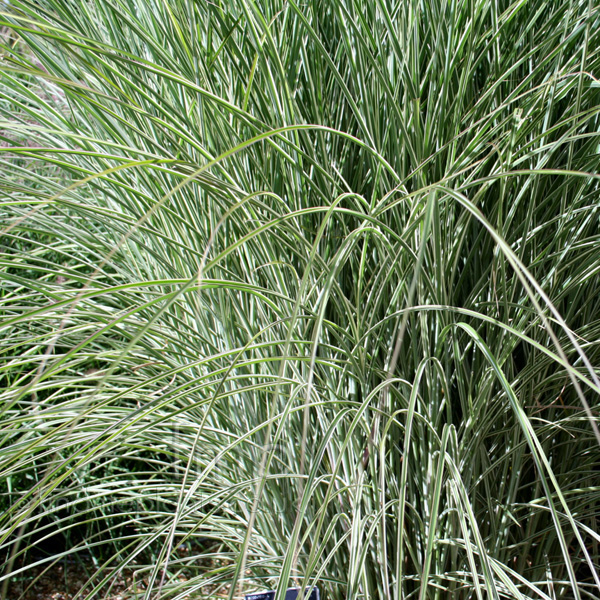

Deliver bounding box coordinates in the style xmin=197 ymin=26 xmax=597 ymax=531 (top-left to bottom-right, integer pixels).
xmin=1 ymin=0 xmax=600 ymax=599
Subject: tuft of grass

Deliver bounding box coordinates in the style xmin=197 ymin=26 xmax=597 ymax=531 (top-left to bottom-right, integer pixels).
xmin=1 ymin=0 xmax=600 ymax=599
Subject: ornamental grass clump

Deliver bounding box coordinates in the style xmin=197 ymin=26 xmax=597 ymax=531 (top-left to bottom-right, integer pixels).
xmin=1 ymin=0 xmax=600 ymax=599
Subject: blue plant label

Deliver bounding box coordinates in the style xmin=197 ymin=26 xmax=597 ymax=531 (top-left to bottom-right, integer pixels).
xmin=245 ymin=587 xmax=320 ymax=600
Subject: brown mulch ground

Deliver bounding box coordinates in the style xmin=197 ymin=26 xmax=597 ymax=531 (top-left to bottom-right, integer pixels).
xmin=3 ymin=552 xmax=141 ymax=600
xmin=2 ymin=546 xmax=230 ymax=600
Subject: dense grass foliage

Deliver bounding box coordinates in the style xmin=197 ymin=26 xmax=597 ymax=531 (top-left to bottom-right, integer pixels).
xmin=1 ymin=0 xmax=600 ymax=598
